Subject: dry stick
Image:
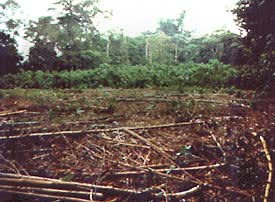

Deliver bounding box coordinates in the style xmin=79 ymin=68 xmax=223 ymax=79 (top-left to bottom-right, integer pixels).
xmin=115 ymin=97 xmax=229 ymax=105
xmin=122 ymin=128 xmax=178 ymax=167
xmin=121 ymin=128 xmax=224 ymax=189
xmin=156 ymin=184 xmax=201 ymax=199
xmin=0 ymin=121 xmax=203 ymax=141
xmin=259 ymin=136 xmax=273 ymax=202
xmin=107 ymin=139 xmax=152 ymax=149
xmin=77 ymin=144 xmax=201 ymax=185
xmin=209 ymin=131 xmax=226 ymax=160
xmin=0 ymin=167 xmax=250 ymax=198
xmin=79 ymin=144 xmax=191 ymax=185
xmin=0 ymin=188 xmax=92 ymax=202
xmin=0 ymin=154 xmax=20 ymax=174
xmin=0 ymin=184 xmax=102 ymax=199
xmin=140 ymin=164 xmax=170 ymax=169
xmin=0 ymin=174 xmax=196 ymax=200
xmin=157 ymin=187 xmax=169 ymax=202
xmin=0 ymin=110 xmax=27 ymax=117
xmin=0 ymin=121 xmax=40 ymax=128
xmin=102 ymin=132 xmax=173 ymax=152
xmin=87 ymin=163 xmax=226 ymax=178
xmin=150 ymin=166 xmax=250 ymax=197
xmin=0 ymin=126 xmax=45 ymax=134
xmin=65 ymin=115 xmax=124 ymax=125
xmin=0 ymin=174 xmax=148 ymax=197
xmin=101 ymin=136 xmax=152 ymax=149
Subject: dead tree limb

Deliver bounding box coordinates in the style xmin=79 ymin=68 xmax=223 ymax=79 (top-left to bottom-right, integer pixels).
xmin=259 ymin=136 xmax=273 ymax=202
xmin=0 ymin=174 xmax=149 ymax=197
xmin=156 ymin=184 xmax=202 ymax=199
xmin=87 ymin=163 xmax=226 ymax=178
xmin=0 ymin=121 xmax=202 ymax=141
xmin=0 ymin=184 xmax=102 ymax=199
xmin=0 ymin=188 xmax=92 ymax=202
xmin=0 ymin=110 xmax=27 ymax=117
xmin=209 ymin=131 xmax=226 ymax=160
xmin=122 ymin=128 xmax=178 ymax=167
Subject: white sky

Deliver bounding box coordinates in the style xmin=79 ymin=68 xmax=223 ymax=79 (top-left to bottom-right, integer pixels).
xmin=1 ymin=0 xmax=240 ymax=54
xmin=15 ymin=0 xmax=240 ymax=36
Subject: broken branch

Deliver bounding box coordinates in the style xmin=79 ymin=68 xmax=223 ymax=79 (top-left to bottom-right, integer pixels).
xmin=0 ymin=121 xmax=202 ymax=141
xmin=259 ymin=136 xmax=273 ymax=202
xmin=122 ymin=128 xmax=178 ymax=167
xmin=0 ymin=110 xmax=27 ymax=117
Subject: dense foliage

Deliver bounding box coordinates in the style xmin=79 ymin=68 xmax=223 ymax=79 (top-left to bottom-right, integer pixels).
xmin=233 ymin=0 xmax=275 ymax=93
xmin=0 ymin=60 xmax=237 ymax=89
xmin=0 ymin=32 xmax=22 ymax=75
xmin=0 ymin=0 xmax=273 ymax=93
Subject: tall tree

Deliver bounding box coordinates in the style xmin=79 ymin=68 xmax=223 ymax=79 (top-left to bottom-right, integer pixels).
xmin=54 ymin=0 xmax=107 ymax=70
xmin=25 ymin=0 xmax=107 ymax=70
xmin=158 ymin=11 xmax=190 ymax=62
xmin=179 ymin=30 xmax=245 ymax=65
xmin=233 ymin=0 xmax=275 ymax=91
xmin=25 ymin=16 xmax=61 ymax=71
xmin=0 ymin=0 xmax=21 ymax=36
xmin=25 ymin=17 xmax=60 ymax=47
xmin=146 ymin=32 xmax=174 ymax=64
xmin=0 ymin=32 xmax=22 ymax=75
xmin=27 ymin=40 xmax=58 ymax=71
xmin=53 ymin=0 xmax=104 ymax=51
xmin=127 ymin=36 xmax=146 ymax=65
xmin=108 ymin=31 xmax=129 ymax=65
xmin=233 ymin=0 xmax=275 ymax=62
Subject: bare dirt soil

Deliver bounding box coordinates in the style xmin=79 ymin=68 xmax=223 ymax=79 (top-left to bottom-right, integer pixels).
xmin=0 ymin=89 xmax=274 ymax=202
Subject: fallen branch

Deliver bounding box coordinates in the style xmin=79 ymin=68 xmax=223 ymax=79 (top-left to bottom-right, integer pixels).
xmin=140 ymin=164 xmax=170 ymax=169
xmin=105 ymin=139 xmax=152 ymax=149
xmin=0 ymin=121 xmax=39 ymax=128
xmin=0 ymin=110 xmax=27 ymax=117
xmin=0 ymin=184 xmax=102 ymax=199
xmin=0 ymin=188 xmax=92 ymax=202
xmin=0 ymin=173 xmax=150 ymax=197
xmin=209 ymin=131 xmax=226 ymax=160
xmin=65 ymin=115 xmax=124 ymax=125
xmin=87 ymin=163 xmax=226 ymax=178
xmin=122 ymin=128 xmax=178 ymax=167
xmin=74 ymin=145 xmax=202 ymax=185
xmin=156 ymin=184 xmax=202 ymax=199
xmin=0 ymin=173 xmax=200 ymax=201
xmin=115 ymin=97 xmax=229 ymax=105
xmin=0 ymin=121 xmax=202 ymax=141
xmin=0 ymin=126 xmax=46 ymax=135
xmin=259 ymin=136 xmax=273 ymax=202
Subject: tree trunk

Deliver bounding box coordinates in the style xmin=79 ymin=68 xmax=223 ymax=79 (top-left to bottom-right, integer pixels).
xmin=175 ymin=44 xmax=178 ymax=62
xmin=106 ymin=38 xmax=110 ymax=57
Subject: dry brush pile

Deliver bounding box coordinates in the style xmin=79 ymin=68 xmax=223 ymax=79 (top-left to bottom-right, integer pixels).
xmin=0 ymin=89 xmax=274 ymax=201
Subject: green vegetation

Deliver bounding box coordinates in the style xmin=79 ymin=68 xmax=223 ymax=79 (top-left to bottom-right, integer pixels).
xmin=0 ymin=60 xmax=237 ymax=89
xmin=233 ymin=0 xmax=275 ymax=93
xmin=0 ymin=0 xmax=273 ymax=95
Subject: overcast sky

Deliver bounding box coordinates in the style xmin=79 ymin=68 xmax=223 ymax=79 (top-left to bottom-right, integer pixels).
xmin=17 ymin=0 xmax=239 ymax=36
xmin=5 ymin=0 xmax=240 ymax=54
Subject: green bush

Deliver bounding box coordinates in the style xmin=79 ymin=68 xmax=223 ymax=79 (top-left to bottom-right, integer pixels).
xmin=0 ymin=60 xmax=237 ymax=89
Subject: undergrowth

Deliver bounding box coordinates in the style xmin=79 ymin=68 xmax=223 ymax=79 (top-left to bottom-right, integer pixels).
xmin=0 ymin=60 xmax=237 ymax=89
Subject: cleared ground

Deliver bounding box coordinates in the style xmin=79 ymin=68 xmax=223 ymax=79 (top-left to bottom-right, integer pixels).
xmin=0 ymin=88 xmax=274 ymax=201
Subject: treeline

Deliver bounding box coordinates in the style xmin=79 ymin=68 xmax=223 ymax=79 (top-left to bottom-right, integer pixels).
xmin=0 ymin=0 xmax=246 ymax=72
xmin=0 ymin=0 xmax=274 ymax=93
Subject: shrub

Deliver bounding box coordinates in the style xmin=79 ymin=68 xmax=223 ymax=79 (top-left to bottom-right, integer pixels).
xmin=0 ymin=60 xmax=237 ymax=89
